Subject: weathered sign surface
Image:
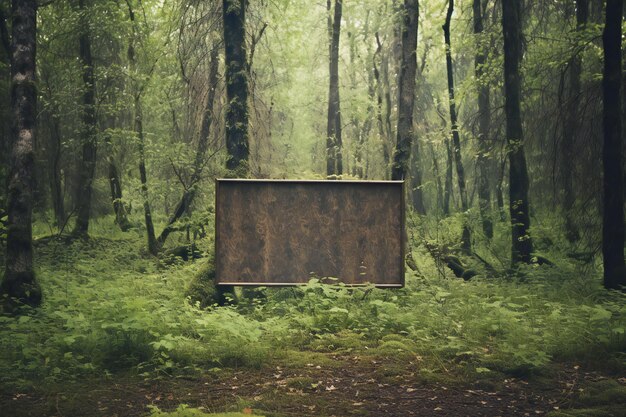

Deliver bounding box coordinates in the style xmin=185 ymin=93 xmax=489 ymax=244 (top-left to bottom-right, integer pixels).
xmin=215 ymin=179 xmax=404 ymax=287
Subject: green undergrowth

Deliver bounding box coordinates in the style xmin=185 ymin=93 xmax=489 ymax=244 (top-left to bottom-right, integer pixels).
xmin=546 ymin=379 xmax=626 ymax=417
xmin=0 ymin=216 xmax=625 ymax=390
xmin=147 ymin=404 xmax=264 ymax=417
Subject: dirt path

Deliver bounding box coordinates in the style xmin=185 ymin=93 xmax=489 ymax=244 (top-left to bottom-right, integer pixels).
xmin=0 ymin=354 xmax=585 ymax=417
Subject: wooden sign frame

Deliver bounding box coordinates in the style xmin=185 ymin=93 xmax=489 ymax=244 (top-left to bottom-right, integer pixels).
xmin=215 ymin=179 xmax=405 ymax=287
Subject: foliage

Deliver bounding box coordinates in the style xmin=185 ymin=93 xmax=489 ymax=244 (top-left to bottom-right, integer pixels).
xmin=0 ymin=2 xmax=625 ymax=414
xmin=1 ymin=218 xmax=624 ymax=391
xmin=147 ymin=404 xmax=264 ymax=417
xmin=546 ymin=379 xmax=626 ymax=417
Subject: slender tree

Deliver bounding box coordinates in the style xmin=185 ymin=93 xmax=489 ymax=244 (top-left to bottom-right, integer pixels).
xmin=73 ymin=0 xmax=97 ymax=237
xmin=135 ymin=92 xmax=158 ymax=254
xmin=104 ymin=117 xmax=131 ymax=232
xmin=126 ymin=0 xmax=157 ymax=254
xmin=443 ymin=0 xmax=470 ymax=251
xmin=409 ymin=139 xmax=426 ymax=213
xmin=41 ymin=99 xmax=65 ymax=228
xmin=326 ymin=0 xmax=342 ymax=177
xmin=1 ymin=0 xmax=42 ymax=307
xmin=157 ymin=44 xmax=220 ymax=247
xmin=560 ymin=0 xmax=588 ymax=243
xmin=223 ymin=0 xmax=249 ymax=174
xmin=602 ymin=0 xmax=626 ymax=290
xmin=501 ymin=0 xmax=533 ymax=265
xmin=391 ymin=0 xmax=419 ymax=181
xmin=473 ymin=0 xmax=493 ymax=239
xmin=357 ymin=15 xmax=375 ymax=180
xmin=443 ymin=136 xmax=453 ymax=215
xmin=373 ymin=32 xmax=392 ymax=176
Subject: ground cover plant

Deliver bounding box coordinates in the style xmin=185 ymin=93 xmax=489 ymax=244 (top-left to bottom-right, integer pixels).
xmin=2 ymin=0 xmax=626 ymax=415
xmin=1 ymin=214 xmax=625 ymax=416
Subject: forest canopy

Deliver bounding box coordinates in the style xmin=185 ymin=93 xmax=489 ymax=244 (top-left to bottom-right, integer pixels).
xmin=1 ymin=0 xmax=626 ymax=416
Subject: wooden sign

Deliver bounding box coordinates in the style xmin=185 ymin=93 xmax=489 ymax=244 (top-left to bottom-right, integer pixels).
xmin=215 ymin=179 xmax=405 ymax=287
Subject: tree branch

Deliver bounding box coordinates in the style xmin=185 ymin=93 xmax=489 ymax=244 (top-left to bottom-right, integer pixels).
xmin=248 ymin=21 xmax=267 ymax=72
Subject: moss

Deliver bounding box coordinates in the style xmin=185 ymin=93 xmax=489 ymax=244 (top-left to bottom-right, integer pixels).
xmin=546 ymin=379 xmax=626 ymax=417
xmin=546 ymin=406 xmax=626 ymax=417
xmin=271 ymin=349 xmax=338 ymax=368
xmin=148 ymin=404 xmax=264 ymax=417
xmin=285 ymin=376 xmax=317 ymax=390
xmin=309 ymin=330 xmax=368 ymax=352
xmin=373 ymin=339 xmax=418 ymax=359
xmin=185 ymin=262 xmax=218 ymax=309
xmin=575 ymin=379 xmax=626 ymax=407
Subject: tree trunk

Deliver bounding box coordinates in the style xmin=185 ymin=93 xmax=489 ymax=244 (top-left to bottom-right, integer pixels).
xmin=326 ymin=0 xmax=342 ymax=177
xmin=1 ymin=0 xmax=42 ymax=308
xmin=473 ymin=0 xmax=493 ymax=239
xmin=373 ymin=32 xmax=390 ymax=177
xmin=496 ymin=157 xmax=506 ymax=221
xmin=45 ymin=108 xmax=65 ymax=228
xmin=443 ymin=137 xmax=453 ymax=216
xmin=73 ymin=0 xmax=97 ymax=237
xmin=443 ymin=0 xmax=471 ymax=252
xmin=391 ymin=0 xmax=419 ymax=181
xmin=602 ymin=0 xmax=626 ymax=290
xmin=501 ymin=0 xmax=533 ymax=265
xmin=357 ymin=16 xmax=375 ymax=180
xmin=104 ymin=130 xmax=130 ymax=232
xmin=428 ymin=143 xmax=443 ymax=213
xmin=126 ymin=0 xmax=157 ymax=254
xmin=157 ymin=44 xmax=219 ymax=247
xmin=410 ymin=139 xmax=426 ymax=213
xmin=559 ymin=0 xmax=588 ymax=243
xmin=136 ymin=94 xmax=158 ymax=254
xmin=223 ymin=0 xmax=249 ymax=174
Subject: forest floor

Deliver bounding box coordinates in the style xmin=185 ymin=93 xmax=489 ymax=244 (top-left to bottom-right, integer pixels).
xmin=1 ymin=352 xmax=625 ymax=416
xmin=1 ymin=222 xmax=626 ymax=416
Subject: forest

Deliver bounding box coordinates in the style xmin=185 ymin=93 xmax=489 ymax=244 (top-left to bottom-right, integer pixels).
xmin=1 ymin=0 xmax=626 ymax=416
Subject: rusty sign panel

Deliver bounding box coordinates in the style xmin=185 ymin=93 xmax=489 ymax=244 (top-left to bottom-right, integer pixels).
xmin=215 ymin=179 xmax=405 ymax=287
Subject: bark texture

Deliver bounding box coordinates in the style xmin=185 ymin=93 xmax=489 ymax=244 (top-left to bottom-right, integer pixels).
xmin=473 ymin=0 xmax=493 ymax=239
xmin=326 ymin=0 xmax=342 ymax=177
xmin=373 ymin=32 xmax=391 ymax=177
xmin=391 ymin=0 xmax=419 ymax=182
xmin=223 ymin=0 xmax=249 ymax=174
xmin=1 ymin=0 xmax=42 ymax=307
xmin=126 ymin=1 xmax=157 ymax=254
xmin=73 ymin=0 xmax=97 ymax=236
xmin=443 ymin=0 xmax=470 ymax=251
xmin=104 ymin=122 xmax=131 ymax=232
xmin=44 ymin=107 xmax=65 ymax=228
xmin=560 ymin=0 xmax=588 ymax=243
xmin=602 ymin=0 xmax=626 ymax=290
xmin=502 ymin=0 xmax=533 ymax=265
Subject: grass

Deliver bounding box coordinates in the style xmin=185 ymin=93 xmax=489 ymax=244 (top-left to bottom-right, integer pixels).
xmin=148 ymin=405 xmax=264 ymax=417
xmin=0 ymin=215 xmax=625 ymax=414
